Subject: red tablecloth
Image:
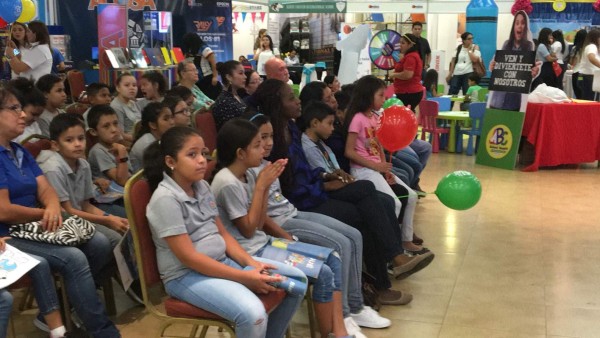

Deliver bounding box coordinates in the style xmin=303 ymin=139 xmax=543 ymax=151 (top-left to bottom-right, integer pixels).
xmin=522 ymin=102 xmax=600 ymax=171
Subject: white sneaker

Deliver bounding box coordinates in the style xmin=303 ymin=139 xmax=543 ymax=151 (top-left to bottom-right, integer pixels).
xmin=350 ymin=306 xmax=391 ymax=329
xmin=344 ymin=317 xmax=367 ymax=338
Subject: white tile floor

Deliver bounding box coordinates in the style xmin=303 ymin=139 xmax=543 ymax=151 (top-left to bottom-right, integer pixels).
xmin=10 ymin=152 xmax=600 ymax=337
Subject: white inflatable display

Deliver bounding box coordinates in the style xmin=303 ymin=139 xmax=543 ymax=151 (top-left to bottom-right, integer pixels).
xmin=336 ymin=24 xmax=370 ymax=85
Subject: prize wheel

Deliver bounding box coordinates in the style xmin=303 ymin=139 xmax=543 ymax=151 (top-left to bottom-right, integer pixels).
xmin=369 ymin=30 xmax=402 ymax=70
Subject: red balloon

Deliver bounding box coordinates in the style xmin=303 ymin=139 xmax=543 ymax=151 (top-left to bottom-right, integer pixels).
xmin=0 ymin=17 xmax=8 ymax=29
xmin=377 ymin=105 xmax=418 ymax=152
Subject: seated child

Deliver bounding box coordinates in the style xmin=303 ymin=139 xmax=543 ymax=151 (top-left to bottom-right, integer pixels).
xmin=7 ymin=77 xmax=46 ymax=143
xmin=248 ymin=113 xmax=392 ymax=334
xmin=36 ymin=74 xmax=66 ymax=137
xmin=342 ymin=76 xmax=427 ymax=253
xmin=144 ymin=126 xmax=303 ymax=338
xmin=460 ymin=74 xmax=483 ymax=111
xmin=83 ymin=83 xmax=112 ymax=129
xmin=163 ymin=95 xmax=192 ymax=127
xmin=211 ymin=118 xmax=352 ymax=338
xmin=130 ymin=102 xmax=175 ymax=172
xmin=423 ymin=69 xmax=441 ymax=98
xmin=86 ymin=105 xmax=132 ymax=215
xmin=110 ymin=73 xmax=141 ymax=143
xmin=37 ymin=113 xmax=127 ymax=249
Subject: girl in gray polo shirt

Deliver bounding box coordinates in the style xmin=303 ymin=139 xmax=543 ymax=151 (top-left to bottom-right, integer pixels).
xmin=144 ymin=127 xmax=303 ymax=338
xmin=211 ymin=119 xmax=353 ymax=338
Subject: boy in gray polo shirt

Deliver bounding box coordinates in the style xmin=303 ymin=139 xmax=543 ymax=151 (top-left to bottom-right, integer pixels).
xmin=87 ymin=105 xmax=133 ymax=189
xmin=37 ymin=113 xmax=128 ymax=249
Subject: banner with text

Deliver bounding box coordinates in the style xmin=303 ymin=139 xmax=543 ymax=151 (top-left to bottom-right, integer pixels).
xmin=475 ymin=109 xmax=525 ymax=170
xmin=488 ymin=50 xmax=535 ymax=94
xmin=186 ymin=0 xmax=233 ymax=62
xmin=269 ymin=1 xmax=347 ymax=13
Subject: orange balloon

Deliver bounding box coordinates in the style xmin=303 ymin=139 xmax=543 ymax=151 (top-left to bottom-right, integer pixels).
xmin=377 ymin=105 xmax=418 ymax=152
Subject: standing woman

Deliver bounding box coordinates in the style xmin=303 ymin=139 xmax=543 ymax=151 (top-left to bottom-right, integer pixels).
xmin=254 ymin=35 xmax=280 ymax=78
xmin=569 ymin=29 xmax=588 ymax=98
xmin=6 ymin=22 xmax=29 ymax=79
xmin=390 ymin=33 xmax=424 ymax=111
xmin=577 ymin=29 xmax=600 ymax=100
xmin=446 ymin=32 xmax=481 ymax=97
xmin=212 ymin=61 xmax=248 ymax=130
xmin=533 ymin=28 xmax=558 ymax=89
xmin=254 ymin=28 xmax=268 ymax=50
xmin=5 ymin=21 xmax=52 ymax=82
xmin=551 ymin=30 xmax=567 ymax=90
xmin=181 ymin=33 xmax=222 ymax=100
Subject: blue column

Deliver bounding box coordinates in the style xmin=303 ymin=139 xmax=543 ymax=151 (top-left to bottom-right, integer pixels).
xmin=466 ymin=0 xmax=498 ymax=78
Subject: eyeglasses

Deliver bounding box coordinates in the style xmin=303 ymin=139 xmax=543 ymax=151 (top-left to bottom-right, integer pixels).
xmin=466 ymin=37 xmax=474 ymax=40
xmin=1 ymin=104 xmax=23 ymax=115
xmin=174 ymin=108 xmax=191 ymax=116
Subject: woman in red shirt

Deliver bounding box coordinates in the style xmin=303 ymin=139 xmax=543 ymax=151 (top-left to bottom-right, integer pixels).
xmin=390 ymin=34 xmax=424 ymax=112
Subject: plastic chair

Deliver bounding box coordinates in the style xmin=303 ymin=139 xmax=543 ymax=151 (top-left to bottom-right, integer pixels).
xmin=428 ymin=96 xmax=451 ymax=112
xmin=124 ymin=171 xmax=287 ymax=338
xmin=456 ymin=102 xmax=486 ymax=155
xmin=419 ymin=100 xmax=450 ymax=153
xmin=66 ymin=70 xmax=86 ymax=103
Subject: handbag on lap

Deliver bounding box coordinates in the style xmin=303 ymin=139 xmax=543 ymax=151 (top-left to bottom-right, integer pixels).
xmin=9 ymin=215 xmax=96 ymax=246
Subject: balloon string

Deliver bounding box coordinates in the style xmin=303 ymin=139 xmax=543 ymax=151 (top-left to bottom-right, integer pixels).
xmin=396 ymin=193 xmax=430 ymax=199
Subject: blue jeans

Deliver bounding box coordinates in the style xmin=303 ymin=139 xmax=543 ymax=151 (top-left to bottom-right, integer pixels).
xmin=0 ymin=289 xmax=12 ymax=338
xmin=165 ymin=257 xmax=303 ymax=338
xmin=256 ymin=243 xmax=341 ymax=303
xmin=409 ymin=139 xmax=432 ymax=170
xmin=449 ymin=72 xmax=472 ymax=96
xmin=282 ymin=211 xmax=363 ymax=316
xmin=27 ymin=253 xmax=61 ymax=316
xmin=392 ymin=149 xmax=418 ymax=186
xmin=10 ymin=233 xmax=120 ymax=338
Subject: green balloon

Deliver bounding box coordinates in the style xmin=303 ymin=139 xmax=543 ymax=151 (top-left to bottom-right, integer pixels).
xmin=382 ymin=97 xmax=404 ymax=109
xmin=435 ymin=171 xmax=482 ymax=210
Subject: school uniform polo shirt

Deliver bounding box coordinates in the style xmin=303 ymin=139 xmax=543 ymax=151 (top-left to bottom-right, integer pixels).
xmin=147 ymin=173 xmax=226 ymax=283
xmin=0 ymin=142 xmax=43 ymax=235
xmin=110 ymin=97 xmax=141 ymax=134
xmin=88 ymin=142 xmax=132 ymax=182
xmin=211 ymin=167 xmax=270 ymax=255
xmin=36 ymin=150 xmax=95 ymax=210
xmin=130 ymin=133 xmax=156 ymax=173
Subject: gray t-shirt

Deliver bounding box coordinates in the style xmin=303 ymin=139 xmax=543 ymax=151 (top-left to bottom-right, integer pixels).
xmin=211 ymin=167 xmax=269 ymax=255
xmin=36 ymin=150 xmax=95 ymax=210
xmin=110 ymin=97 xmax=141 ymax=134
xmin=38 ymin=108 xmax=65 ymax=137
xmin=88 ymin=142 xmax=132 ymax=182
xmin=247 ymin=160 xmax=297 ymax=226
xmin=147 ymin=173 xmax=226 ymax=283
xmin=130 ymin=133 xmax=156 ymax=173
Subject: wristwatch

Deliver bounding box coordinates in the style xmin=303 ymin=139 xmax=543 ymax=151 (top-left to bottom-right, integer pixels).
xmin=117 ymin=156 xmax=129 ymax=163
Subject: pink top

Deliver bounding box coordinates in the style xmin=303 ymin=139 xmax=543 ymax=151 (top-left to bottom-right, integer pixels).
xmin=348 ymin=112 xmax=382 ymax=169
